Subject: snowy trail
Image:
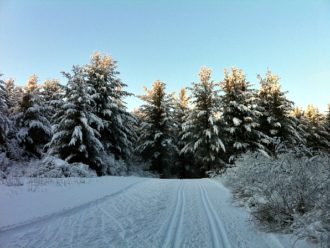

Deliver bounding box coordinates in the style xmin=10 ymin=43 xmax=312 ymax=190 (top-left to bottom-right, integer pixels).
xmin=0 ymin=178 xmax=311 ymax=248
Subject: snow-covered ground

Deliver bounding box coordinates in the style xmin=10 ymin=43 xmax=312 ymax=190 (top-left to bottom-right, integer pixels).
xmin=0 ymin=177 xmax=314 ymax=248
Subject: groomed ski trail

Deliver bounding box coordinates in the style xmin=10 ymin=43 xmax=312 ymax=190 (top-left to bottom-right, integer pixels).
xmin=0 ymin=178 xmax=311 ymax=248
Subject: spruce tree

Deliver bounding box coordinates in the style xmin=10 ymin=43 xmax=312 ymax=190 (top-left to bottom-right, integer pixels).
xmin=220 ymin=67 xmax=267 ymax=162
xmin=324 ymin=104 xmax=330 ymax=150
xmin=0 ymin=75 xmax=9 ymax=151
xmin=174 ymin=88 xmax=191 ymax=178
xmin=48 ymin=66 xmax=105 ymax=175
xmin=257 ymin=70 xmax=303 ymax=154
xmin=303 ymin=105 xmax=329 ymax=151
xmin=136 ymin=80 xmax=176 ymax=177
xmin=39 ymin=79 xmax=63 ymax=123
xmin=85 ymin=52 xmax=136 ymax=160
xmin=13 ymin=75 xmax=51 ymax=157
xmin=181 ymin=67 xmax=225 ymax=175
xmin=5 ymin=78 xmax=15 ymax=113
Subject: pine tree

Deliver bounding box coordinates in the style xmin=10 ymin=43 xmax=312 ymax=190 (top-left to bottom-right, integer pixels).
xmin=173 ymin=88 xmax=191 ymax=178
xmin=27 ymin=74 xmax=38 ymax=92
xmin=5 ymin=78 xmax=15 ymax=112
xmin=303 ymin=105 xmax=329 ymax=151
xmin=85 ymin=52 xmax=136 ymax=160
xmin=48 ymin=66 xmax=105 ymax=175
xmin=39 ymin=79 xmax=63 ymax=123
xmin=220 ymin=67 xmax=267 ymax=162
xmin=181 ymin=67 xmax=225 ymax=175
xmin=0 ymin=75 xmax=10 ymax=151
xmin=257 ymin=70 xmax=303 ymax=153
xmin=136 ymin=80 xmax=177 ymax=177
xmin=2 ymin=78 xmax=25 ymax=159
xmin=324 ymin=104 xmax=330 ymax=150
xmin=13 ymin=75 xmax=51 ymax=157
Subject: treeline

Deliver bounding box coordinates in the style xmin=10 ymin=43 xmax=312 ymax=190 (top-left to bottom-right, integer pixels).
xmin=0 ymin=52 xmax=329 ymax=178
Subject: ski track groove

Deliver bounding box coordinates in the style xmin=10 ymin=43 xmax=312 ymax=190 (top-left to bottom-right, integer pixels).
xmin=199 ymin=180 xmax=232 ymax=248
xmin=162 ymin=180 xmax=185 ymax=248
xmin=0 ymin=178 xmax=149 ymax=235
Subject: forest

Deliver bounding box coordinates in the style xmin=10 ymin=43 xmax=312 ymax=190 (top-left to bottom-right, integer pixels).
xmin=0 ymin=52 xmax=329 ymax=178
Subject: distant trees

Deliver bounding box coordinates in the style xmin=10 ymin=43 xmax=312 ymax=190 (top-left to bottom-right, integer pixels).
xmin=0 ymin=53 xmax=329 ymax=178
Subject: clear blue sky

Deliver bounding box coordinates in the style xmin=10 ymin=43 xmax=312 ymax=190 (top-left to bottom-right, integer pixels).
xmin=0 ymin=0 xmax=329 ymax=112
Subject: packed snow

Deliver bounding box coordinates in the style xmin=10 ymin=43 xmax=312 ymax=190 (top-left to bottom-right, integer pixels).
xmin=0 ymin=176 xmax=314 ymax=248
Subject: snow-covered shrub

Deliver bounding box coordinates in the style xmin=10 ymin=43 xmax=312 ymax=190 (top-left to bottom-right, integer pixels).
xmin=0 ymin=152 xmax=10 ymax=177
xmin=0 ymin=154 xmax=24 ymax=186
xmin=98 ymin=154 xmax=128 ymax=176
xmin=29 ymin=156 xmax=97 ymax=178
xmin=222 ymin=151 xmax=330 ymax=244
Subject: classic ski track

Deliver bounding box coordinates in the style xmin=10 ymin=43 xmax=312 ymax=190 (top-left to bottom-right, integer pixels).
xmin=199 ymin=180 xmax=232 ymax=248
xmin=162 ymin=180 xmax=185 ymax=248
xmin=0 ymin=178 xmax=149 ymax=234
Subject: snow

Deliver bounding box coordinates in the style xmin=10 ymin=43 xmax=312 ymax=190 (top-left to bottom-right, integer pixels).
xmin=0 ymin=176 xmax=314 ymax=248
xmin=0 ymin=176 xmax=145 ymax=230
xmin=232 ymin=117 xmax=241 ymax=126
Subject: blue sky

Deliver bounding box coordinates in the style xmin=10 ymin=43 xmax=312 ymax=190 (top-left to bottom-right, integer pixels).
xmin=0 ymin=0 xmax=329 ymax=112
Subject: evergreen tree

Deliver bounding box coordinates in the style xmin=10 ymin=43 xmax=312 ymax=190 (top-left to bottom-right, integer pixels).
xmin=0 ymin=75 xmax=9 ymax=151
xmin=136 ymin=80 xmax=176 ymax=177
xmin=85 ymin=52 xmax=136 ymax=160
xmin=13 ymin=75 xmax=51 ymax=157
xmin=5 ymin=78 xmax=15 ymax=112
xmin=220 ymin=67 xmax=267 ymax=162
xmin=173 ymin=88 xmax=191 ymax=178
xmin=324 ymin=104 xmax=330 ymax=150
xmin=181 ymin=67 xmax=225 ymax=175
xmin=303 ymin=105 xmax=329 ymax=151
xmin=39 ymin=79 xmax=63 ymax=123
xmin=257 ymin=70 xmax=303 ymax=153
xmin=49 ymin=66 xmax=105 ymax=174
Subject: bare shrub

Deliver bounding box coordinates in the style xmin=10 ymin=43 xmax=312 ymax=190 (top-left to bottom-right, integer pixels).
xmin=223 ymin=151 xmax=330 ymax=244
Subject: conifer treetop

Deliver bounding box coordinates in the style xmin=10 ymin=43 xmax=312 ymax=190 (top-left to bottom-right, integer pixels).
xmin=26 ymin=74 xmax=38 ymax=93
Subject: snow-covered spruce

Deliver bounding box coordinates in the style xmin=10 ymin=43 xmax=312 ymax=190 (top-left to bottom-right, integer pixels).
xmin=136 ymin=80 xmax=177 ymax=177
xmin=0 ymin=75 xmax=10 ymax=151
xmin=11 ymin=75 xmax=51 ymax=157
xmin=257 ymin=70 xmax=304 ymax=154
xmin=173 ymin=88 xmax=194 ymax=178
xmin=219 ymin=67 xmax=268 ymax=162
xmin=38 ymin=79 xmax=64 ymax=124
xmin=324 ymin=104 xmax=330 ymax=145
xmin=303 ymin=105 xmax=330 ymax=152
xmin=181 ymin=67 xmax=225 ymax=175
xmin=85 ymin=52 xmax=137 ymax=161
xmin=48 ymin=66 xmax=105 ymax=175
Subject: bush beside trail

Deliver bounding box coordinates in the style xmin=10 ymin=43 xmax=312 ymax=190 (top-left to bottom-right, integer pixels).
xmin=222 ymin=151 xmax=330 ymax=246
